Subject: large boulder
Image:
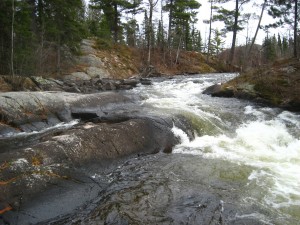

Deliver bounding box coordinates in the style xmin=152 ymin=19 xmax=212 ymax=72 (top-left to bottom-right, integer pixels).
xmin=86 ymin=66 xmax=109 ymax=79
xmin=202 ymin=84 xmax=234 ymax=97
xmin=63 ymin=72 xmax=91 ymax=81
xmin=0 ymin=92 xmax=131 ymax=135
xmin=0 ymin=117 xmax=178 ymax=221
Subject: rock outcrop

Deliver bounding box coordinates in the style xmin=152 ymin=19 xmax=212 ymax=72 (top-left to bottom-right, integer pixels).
xmin=0 ymin=90 xmax=195 ymax=224
xmin=203 ymin=59 xmax=300 ymax=112
xmin=0 ymin=75 xmax=151 ymax=94
xmin=0 ymin=91 xmax=132 ymax=136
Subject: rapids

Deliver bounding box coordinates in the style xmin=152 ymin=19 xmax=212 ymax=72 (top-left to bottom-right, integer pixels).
xmin=123 ymin=73 xmax=300 ymax=224
xmin=3 ymin=73 xmax=299 ymax=225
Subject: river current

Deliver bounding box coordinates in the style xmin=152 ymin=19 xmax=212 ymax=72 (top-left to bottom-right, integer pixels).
xmin=120 ymin=73 xmax=300 ymax=225
xmin=4 ymin=73 xmax=299 ymax=225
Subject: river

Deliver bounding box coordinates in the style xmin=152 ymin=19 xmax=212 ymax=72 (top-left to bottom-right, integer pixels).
xmin=91 ymin=73 xmax=299 ymax=225
xmin=3 ymin=73 xmax=300 ymax=225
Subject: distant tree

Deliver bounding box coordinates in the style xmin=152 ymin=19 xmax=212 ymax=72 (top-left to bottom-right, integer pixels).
xmin=41 ymin=0 xmax=87 ymax=73
xmin=214 ymin=0 xmax=250 ymax=63
xmin=124 ymin=19 xmax=139 ymax=46
xmin=248 ymin=0 xmax=267 ymax=57
xmin=156 ymin=20 xmax=165 ymax=49
xmin=277 ymin=33 xmax=283 ymax=56
xmin=262 ymin=34 xmax=277 ymax=62
xmin=195 ymin=30 xmax=203 ymax=52
xmin=282 ymin=36 xmax=289 ymax=56
xmin=203 ymin=0 xmax=218 ymax=60
xmin=268 ymin=0 xmax=299 ymax=58
xmin=146 ymin=0 xmax=159 ymax=66
xmin=211 ymin=28 xmax=225 ymax=55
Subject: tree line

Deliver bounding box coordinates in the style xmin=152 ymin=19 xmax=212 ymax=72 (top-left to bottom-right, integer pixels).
xmin=0 ymin=0 xmax=299 ymax=77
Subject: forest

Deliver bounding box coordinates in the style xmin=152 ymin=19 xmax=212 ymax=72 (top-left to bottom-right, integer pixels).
xmin=0 ymin=0 xmax=299 ymax=77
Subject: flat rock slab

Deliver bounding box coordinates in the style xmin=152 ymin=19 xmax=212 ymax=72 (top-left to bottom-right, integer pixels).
xmin=0 ymin=92 xmax=131 ymax=135
xmin=0 ymin=117 xmax=178 ymax=224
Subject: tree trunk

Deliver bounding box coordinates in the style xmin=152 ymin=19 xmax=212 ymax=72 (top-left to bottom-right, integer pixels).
xmin=206 ymin=0 xmax=213 ymax=62
xmin=175 ymin=32 xmax=182 ymax=64
xmin=11 ymin=0 xmax=15 ymax=76
xmin=147 ymin=2 xmax=153 ymax=66
xmin=229 ymin=0 xmax=239 ymax=64
xmin=113 ymin=3 xmax=118 ymax=43
xmin=168 ymin=0 xmax=174 ymax=49
xmin=294 ymin=0 xmax=298 ymax=58
xmin=248 ymin=0 xmax=266 ymax=57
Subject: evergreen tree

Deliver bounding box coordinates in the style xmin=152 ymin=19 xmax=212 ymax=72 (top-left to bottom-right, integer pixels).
xmin=156 ymin=20 xmax=165 ymax=49
xmin=90 ymin=0 xmax=139 ymax=43
xmin=213 ymin=0 xmax=250 ymax=63
xmin=262 ymin=35 xmax=277 ymax=62
xmin=282 ymin=36 xmax=289 ymax=56
xmin=124 ymin=19 xmax=139 ymax=47
xmin=211 ymin=28 xmax=225 ymax=55
xmin=268 ymin=0 xmax=299 ymax=57
xmin=277 ymin=33 xmax=283 ymax=56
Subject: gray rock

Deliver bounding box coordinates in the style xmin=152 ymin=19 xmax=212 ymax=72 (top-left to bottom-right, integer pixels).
xmin=78 ymin=54 xmax=104 ymax=67
xmin=80 ymin=39 xmax=97 ymax=55
xmin=0 ymin=92 xmax=131 ymax=135
xmin=203 ymin=84 xmax=234 ymax=97
xmin=63 ymin=72 xmax=91 ymax=81
xmin=86 ymin=66 xmax=109 ymax=79
xmin=0 ymin=117 xmax=178 ymax=222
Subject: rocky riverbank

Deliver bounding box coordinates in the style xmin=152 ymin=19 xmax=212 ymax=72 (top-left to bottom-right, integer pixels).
xmin=0 ymin=89 xmax=195 ymax=224
xmin=203 ymin=58 xmax=300 ymax=112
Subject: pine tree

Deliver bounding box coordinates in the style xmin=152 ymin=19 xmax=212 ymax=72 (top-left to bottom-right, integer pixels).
xmin=211 ymin=28 xmax=225 ymax=55
xmin=213 ymin=0 xmax=250 ymax=63
xmin=277 ymin=33 xmax=283 ymax=57
xmin=156 ymin=20 xmax=165 ymax=49
xmin=262 ymin=35 xmax=277 ymax=62
xmin=268 ymin=0 xmax=299 ymax=57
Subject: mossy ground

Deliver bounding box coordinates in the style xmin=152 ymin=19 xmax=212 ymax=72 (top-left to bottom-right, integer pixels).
xmin=224 ymin=58 xmax=300 ymax=109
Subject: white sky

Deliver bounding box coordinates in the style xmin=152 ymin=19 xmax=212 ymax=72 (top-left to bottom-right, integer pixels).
xmin=85 ymin=0 xmax=289 ymax=48
xmin=197 ymin=0 xmax=288 ymax=48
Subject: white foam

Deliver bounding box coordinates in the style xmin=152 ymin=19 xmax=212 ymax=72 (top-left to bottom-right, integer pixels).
xmin=171 ymin=125 xmax=190 ymax=145
xmin=130 ymin=74 xmax=300 ymax=211
xmin=1 ymin=120 xmax=80 ymax=138
xmin=174 ymin=116 xmax=300 ymax=208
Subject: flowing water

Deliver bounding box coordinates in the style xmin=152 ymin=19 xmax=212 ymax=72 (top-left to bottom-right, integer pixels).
xmin=4 ymin=73 xmax=299 ymax=225
xmin=112 ymin=73 xmax=299 ymax=225
xmin=55 ymin=74 xmax=299 ymax=224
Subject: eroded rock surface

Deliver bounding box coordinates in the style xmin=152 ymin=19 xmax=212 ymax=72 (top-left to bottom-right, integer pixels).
xmin=0 ymin=91 xmax=131 ymax=136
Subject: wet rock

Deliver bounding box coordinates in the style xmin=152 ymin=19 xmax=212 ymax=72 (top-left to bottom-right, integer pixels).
xmin=0 ymin=123 xmax=19 ymax=136
xmin=140 ymin=78 xmax=152 ymax=85
xmin=203 ymin=84 xmax=234 ymax=97
xmin=30 ymin=76 xmax=63 ymax=91
xmin=202 ymin=84 xmax=222 ymax=95
xmin=122 ymin=79 xmax=139 ymax=87
xmin=0 ymin=92 xmax=131 ymax=135
xmin=0 ymin=118 xmax=178 ymax=222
